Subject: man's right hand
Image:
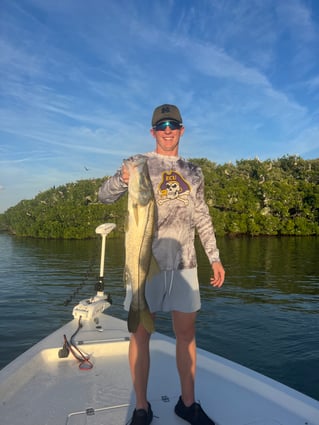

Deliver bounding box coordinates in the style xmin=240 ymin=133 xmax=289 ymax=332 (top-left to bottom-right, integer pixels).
xmin=121 ymin=164 xmax=129 ymax=184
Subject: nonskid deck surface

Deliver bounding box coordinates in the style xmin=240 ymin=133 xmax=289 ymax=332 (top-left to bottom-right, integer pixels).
xmin=1 ymin=314 xmax=319 ymax=425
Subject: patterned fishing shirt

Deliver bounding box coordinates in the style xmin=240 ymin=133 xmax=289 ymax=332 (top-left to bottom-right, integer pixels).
xmin=98 ymin=152 xmax=221 ymax=270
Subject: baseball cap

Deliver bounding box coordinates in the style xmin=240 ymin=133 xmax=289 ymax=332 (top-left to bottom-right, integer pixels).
xmin=152 ymin=104 xmax=183 ymax=127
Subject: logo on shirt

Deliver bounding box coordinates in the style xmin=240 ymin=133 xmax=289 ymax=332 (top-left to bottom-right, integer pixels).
xmin=157 ymin=171 xmax=190 ymax=205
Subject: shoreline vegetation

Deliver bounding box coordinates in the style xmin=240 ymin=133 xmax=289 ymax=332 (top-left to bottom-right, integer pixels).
xmin=1 ymin=155 xmax=318 ymax=239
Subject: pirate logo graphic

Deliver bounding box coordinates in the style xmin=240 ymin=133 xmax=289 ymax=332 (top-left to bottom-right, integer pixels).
xmin=158 ymin=171 xmax=191 ymax=205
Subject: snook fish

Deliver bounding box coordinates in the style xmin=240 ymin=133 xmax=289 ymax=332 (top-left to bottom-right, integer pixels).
xmin=124 ymin=156 xmax=156 ymax=334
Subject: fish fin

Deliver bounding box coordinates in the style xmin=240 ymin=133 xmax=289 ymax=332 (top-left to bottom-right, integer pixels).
xmin=147 ymin=255 xmax=160 ymax=282
xmin=141 ymin=309 xmax=155 ymax=334
xmin=127 ymin=307 xmax=139 ymax=333
xmin=127 ymin=307 xmax=154 ymax=334
xmin=123 ymin=265 xmax=130 ymax=287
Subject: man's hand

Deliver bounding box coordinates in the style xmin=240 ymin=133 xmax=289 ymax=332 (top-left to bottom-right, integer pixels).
xmin=121 ymin=164 xmax=129 ymax=184
xmin=210 ymin=261 xmax=225 ymax=288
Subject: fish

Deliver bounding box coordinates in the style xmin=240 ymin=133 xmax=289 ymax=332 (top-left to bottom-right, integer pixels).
xmin=124 ymin=156 xmax=157 ymax=334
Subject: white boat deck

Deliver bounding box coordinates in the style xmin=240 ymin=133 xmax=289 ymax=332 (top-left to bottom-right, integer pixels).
xmin=1 ymin=313 xmax=319 ymax=425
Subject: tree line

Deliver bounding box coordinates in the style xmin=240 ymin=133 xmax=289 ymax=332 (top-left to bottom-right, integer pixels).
xmin=1 ymin=155 xmax=318 ymax=239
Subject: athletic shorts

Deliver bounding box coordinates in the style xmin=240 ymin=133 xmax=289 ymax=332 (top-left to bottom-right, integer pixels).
xmin=123 ymin=267 xmax=201 ymax=313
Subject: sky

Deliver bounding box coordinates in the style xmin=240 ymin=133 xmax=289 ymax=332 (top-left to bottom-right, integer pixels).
xmin=1 ymin=0 xmax=319 ymax=213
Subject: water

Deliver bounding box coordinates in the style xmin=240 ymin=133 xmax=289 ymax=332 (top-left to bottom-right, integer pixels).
xmin=0 ymin=233 xmax=318 ymax=401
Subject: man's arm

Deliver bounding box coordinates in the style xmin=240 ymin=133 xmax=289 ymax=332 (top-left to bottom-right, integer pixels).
xmin=98 ymin=167 xmax=128 ymax=204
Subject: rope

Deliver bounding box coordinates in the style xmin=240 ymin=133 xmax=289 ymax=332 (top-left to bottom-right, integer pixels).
xmin=63 ymin=317 xmax=93 ymax=370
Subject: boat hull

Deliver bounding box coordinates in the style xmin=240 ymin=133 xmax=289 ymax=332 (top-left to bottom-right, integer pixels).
xmin=1 ymin=313 xmax=318 ymax=425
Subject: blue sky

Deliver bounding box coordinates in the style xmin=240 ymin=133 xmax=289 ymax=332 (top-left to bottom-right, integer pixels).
xmin=1 ymin=0 xmax=319 ymax=212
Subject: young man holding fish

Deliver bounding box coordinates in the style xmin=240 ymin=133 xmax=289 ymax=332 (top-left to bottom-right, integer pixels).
xmin=98 ymin=104 xmax=225 ymax=425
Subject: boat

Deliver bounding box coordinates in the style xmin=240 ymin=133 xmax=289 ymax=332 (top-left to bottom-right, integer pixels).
xmin=1 ymin=223 xmax=319 ymax=425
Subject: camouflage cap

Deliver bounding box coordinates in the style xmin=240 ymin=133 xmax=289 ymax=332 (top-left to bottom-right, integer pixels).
xmin=152 ymin=104 xmax=183 ymax=127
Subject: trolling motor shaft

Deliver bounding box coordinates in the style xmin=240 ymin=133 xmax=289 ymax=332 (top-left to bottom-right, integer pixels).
xmin=72 ymin=223 xmax=116 ymax=321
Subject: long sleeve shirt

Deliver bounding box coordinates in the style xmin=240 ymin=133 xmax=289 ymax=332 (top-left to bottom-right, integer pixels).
xmin=98 ymin=151 xmax=220 ymax=270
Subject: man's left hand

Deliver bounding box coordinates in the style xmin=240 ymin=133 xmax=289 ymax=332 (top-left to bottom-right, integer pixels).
xmin=210 ymin=261 xmax=225 ymax=288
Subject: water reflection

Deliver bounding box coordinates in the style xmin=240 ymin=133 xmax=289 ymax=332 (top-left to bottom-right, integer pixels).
xmin=0 ymin=233 xmax=318 ymax=401
xmin=198 ymin=236 xmax=319 ymax=310
xmin=195 ymin=235 xmax=319 ymax=400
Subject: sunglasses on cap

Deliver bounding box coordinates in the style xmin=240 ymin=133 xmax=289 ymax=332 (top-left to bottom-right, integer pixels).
xmin=153 ymin=120 xmax=182 ymax=131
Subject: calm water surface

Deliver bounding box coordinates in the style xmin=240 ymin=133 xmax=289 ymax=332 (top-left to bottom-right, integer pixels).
xmin=0 ymin=233 xmax=318 ymax=401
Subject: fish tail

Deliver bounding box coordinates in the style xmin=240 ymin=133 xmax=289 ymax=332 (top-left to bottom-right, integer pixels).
xmin=127 ymin=307 xmax=155 ymax=334
xmin=127 ymin=307 xmax=139 ymax=333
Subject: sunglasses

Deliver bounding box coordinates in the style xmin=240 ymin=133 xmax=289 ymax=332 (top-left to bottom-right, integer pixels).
xmin=153 ymin=120 xmax=182 ymax=131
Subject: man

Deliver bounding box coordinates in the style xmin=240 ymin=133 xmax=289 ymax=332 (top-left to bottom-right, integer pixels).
xmin=98 ymin=104 xmax=225 ymax=425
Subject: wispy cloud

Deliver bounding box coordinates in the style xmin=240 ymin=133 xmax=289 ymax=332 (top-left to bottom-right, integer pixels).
xmin=0 ymin=0 xmax=318 ymax=212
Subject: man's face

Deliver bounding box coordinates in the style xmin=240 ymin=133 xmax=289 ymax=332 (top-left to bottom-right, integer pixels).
xmin=151 ymin=121 xmax=184 ymax=156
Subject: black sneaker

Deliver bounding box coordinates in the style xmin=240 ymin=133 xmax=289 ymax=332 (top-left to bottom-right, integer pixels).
xmin=175 ymin=396 xmax=215 ymax=425
xmin=129 ymin=402 xmax=153 ymax=425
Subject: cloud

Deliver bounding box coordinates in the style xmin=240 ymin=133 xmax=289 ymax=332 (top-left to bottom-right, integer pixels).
xmin=1 ymin=0 xmax=318 ymax=213
xmin=289 ymin=125 xmax=319 ymax=157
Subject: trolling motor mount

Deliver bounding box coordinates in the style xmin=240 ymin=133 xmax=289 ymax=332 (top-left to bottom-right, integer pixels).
xmin=72 ymin=223 xmax=116 ymax=321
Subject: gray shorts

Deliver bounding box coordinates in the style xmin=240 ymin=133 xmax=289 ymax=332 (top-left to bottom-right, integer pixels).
xmin=123 ymin=267 xmax=201 ymax=313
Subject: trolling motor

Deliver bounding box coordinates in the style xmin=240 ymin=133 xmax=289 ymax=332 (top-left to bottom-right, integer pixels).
xmin=72 ymin=223 xmax=116 ymax=321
